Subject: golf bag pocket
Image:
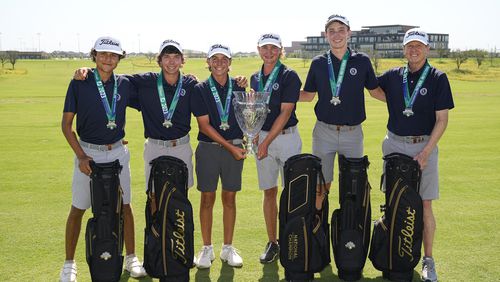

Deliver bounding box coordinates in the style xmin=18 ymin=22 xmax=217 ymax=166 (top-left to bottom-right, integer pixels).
xmin=143 ymin=217 xmax=163 ymax=277
xmin=368 ymin=217 xmax=389 ymax=271
xmin=309 ymin=214 xmax=330 ymax=273
xmin=280 ymin=216 xmax=309 ymax=271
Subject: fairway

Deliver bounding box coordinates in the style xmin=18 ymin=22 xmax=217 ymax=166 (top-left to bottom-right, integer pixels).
xmin=1 ymin=57 xmax=499 ymax=281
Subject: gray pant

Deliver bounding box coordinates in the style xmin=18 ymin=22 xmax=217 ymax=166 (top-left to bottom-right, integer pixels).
xmin=256 ymin=128 xmax=302 ymax=190
xmin=382 ymin=132 xmax=439 ymax=200
xmin=312 ymin=121 xmax=363 ymax=183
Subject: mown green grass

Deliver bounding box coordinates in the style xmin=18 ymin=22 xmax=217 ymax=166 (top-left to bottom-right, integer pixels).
xmin=0 ymin=57 xmax=499 ymax=281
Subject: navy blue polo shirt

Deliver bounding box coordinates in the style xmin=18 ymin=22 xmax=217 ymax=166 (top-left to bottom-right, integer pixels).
xmin=378 ymin=62 xmax=454 ymax=136
xmin=303 ymin=48 xmax=378 ymax=125
xmin=63 ymin=71 xmax=137 ymax=145
xmin=126 ymin=72 xmax=197 ymax=140
xmin=192 ymin=75 xmax=245 ymax=142
xmin=250 ymin=63 xmax=301 ymax=131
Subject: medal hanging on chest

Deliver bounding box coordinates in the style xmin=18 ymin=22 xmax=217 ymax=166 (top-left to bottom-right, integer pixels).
xmin=208 ymin=76 xmax=232 ymax=131
xmin=327 ymin=50 xmax=349 ymax=106
xmin=157 ymin=71 xmax=183 ymax=128
xmin=94 ymin=69 xmax=118 ymax=130
xmin=402 ymin=63 xmax=430 ymax=117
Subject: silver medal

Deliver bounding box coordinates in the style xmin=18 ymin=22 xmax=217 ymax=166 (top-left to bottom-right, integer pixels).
xmin=106 ymin=121 xmax=117 ymax=130
xmin=163 ymin=120 xmax=173 ymax=128
xmin=330 ymin=96 xmax=341 ymax=106
xmin=219 ymin=122 xmax=230 ymax=131
xmin=403 ymin=108 xmax=414 ymax=117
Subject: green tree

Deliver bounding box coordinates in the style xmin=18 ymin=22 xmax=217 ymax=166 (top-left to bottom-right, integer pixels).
xmin=436 ymin=47 xmax=449 ymax=58
xmin=7 ymin=51 xmax=19 ymax=70
xmin=0 ymin=52 xmax=8 ymax=68
xmin=451 ymin=49 xmax=468 ymax=70
xmin=490 ymin=47 xmax=497 ymax=67
xmin=369 ymin=50 xmax=381 ymax=75
xmin=468 ymin=49 xmax=488 ymax=68
xmin=145 ymin=52 xmax=156 ymax=64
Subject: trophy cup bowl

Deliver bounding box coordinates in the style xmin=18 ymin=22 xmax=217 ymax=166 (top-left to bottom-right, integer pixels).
xmin=232 ymin=91 xmax=270 ymax=155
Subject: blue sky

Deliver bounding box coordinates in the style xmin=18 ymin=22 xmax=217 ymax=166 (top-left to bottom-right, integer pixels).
xmin=2 ymin=0 xmax=499 ymax=53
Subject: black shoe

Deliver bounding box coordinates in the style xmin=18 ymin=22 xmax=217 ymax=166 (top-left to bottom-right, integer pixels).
xmin=259 ymin=241 xmax=279 ymax=264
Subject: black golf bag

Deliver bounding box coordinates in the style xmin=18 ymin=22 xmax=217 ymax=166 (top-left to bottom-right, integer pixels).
xmin=85 ymin=160 xmax=124 ymax=282
xmin=144 ymin=156 xmax=194 ymax=281
xmin=369 ymin=153 xmax=423 ymax=281
xmin=279 ymin=154 xmax=330 ymax=282
xmin=331 ymin=155 xmax=372 ymax=281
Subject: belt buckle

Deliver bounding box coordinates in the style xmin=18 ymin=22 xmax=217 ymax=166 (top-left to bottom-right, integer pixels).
xmin=413 ymin=137 xmax=423 ymax=143
xmin=171 ymin=140 xmax=177 ymax=147
xmin=106 ymin=144 xmax=112 ymax=150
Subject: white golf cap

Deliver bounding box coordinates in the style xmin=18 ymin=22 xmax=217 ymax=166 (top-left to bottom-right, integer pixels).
xmin=257 ymin=33 xmax=282 ymax=48
xmin=207 ymin=44 xmax=231 ymax=58
xmin=403 ymin=28 xmax=429 ymax=46
xmin=325 ymin=14 xmax=350 ymax=29
xmin=93 ymin=36 xmax=124 ymax=55
xmin=159 ymin=39 xmax=183 ymax=54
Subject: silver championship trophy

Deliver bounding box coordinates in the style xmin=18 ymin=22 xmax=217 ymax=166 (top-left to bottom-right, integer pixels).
xmin=232 ymin=91 xmax=270 ymax=155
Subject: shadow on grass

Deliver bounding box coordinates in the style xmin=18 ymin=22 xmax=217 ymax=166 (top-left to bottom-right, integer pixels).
xmin=217 ymin=263 xmax=235 ymax=282
xmin=258 ymin=260 xmax=280 ymax=282
xmin=364 ymin=269 xmax=421 ymax=281
xmin=195 ymin=267 xmax=211 ymax=282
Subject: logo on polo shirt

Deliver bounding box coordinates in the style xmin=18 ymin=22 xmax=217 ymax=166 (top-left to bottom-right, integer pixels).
xmin=180 ymin=89 xmax=186 ymax=96
xmin=350 ymin=68 xmax=357 ymax=76
xmin=420 ymin=88 xmax=428 ymax=96
xmin=116 ymin=93 xmax=121 ymax=101
xmin=272 ymin=83 xmax=280 ymax=91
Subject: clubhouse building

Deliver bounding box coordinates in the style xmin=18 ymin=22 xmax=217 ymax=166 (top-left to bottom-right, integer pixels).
xmin=285 ymin=25 xmax=449 ymax=58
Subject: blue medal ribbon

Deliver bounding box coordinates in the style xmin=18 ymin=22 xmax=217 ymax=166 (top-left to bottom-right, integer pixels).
xmin=327 ymin=50 xmax=349 ymax=106
xmin=208 ymin=76 xmax=233 ymax=131
xmin=402 ymin=62 xmax=431 ymax=116
xmin=157 ymin=71 xmax=183 ymax=128
xmin=258 ymin=60 xmax=282 ymax=105
xmin=93 ymin=69 xmax=118 ymax=130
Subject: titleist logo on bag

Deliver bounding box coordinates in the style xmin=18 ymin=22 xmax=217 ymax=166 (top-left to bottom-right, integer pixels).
xmin=172 ymin=209 xmax=187 ymax=263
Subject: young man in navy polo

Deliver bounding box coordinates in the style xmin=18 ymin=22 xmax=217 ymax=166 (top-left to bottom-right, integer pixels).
xmin=250 ymin=33 xmax=302 ymax=264
xmin=300 ymin=15 xmax=385 ymax=208
xmin=191 ymin=44 xmax=246 ymax=269
xmin=125 ymin=40 xmax=197 ymax=191
xmin=60 ymin=37 xmax=146 ymax=282
xmin=377 ymin=28 xmax=454 ymax=282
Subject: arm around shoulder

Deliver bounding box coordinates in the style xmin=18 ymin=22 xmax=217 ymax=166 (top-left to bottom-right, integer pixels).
xmin=299 ymin=90 xmax=316 ymax=102
xmin=368 ymin=86 xmax=386 ymax=102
